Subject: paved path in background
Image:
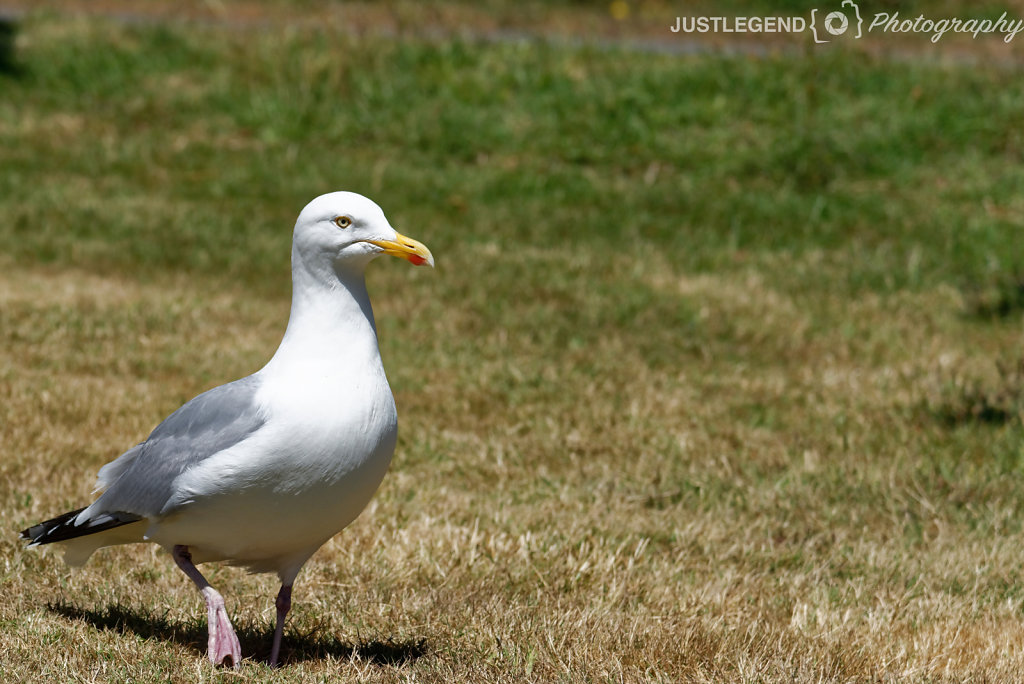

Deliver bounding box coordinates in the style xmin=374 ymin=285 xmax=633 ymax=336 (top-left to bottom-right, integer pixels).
xmin=1 ymin=1 xmax=1021 ymax=67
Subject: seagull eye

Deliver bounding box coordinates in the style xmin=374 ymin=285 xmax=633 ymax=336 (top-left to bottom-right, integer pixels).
xmin=334 ymin=216 xmax=352 ymax=229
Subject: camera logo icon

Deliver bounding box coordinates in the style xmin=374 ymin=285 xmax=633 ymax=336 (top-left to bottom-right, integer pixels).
xmin=824 ymin=11 xmax=849 ymax=35
xmin=811 ymin=0 xmax=863 ymax=42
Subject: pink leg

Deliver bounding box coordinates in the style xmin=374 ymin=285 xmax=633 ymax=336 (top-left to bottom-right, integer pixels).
xmin=269 ymin=583 xmax=292 ymax=667
xmin=172 ymin=545 xmax=242 ymax=669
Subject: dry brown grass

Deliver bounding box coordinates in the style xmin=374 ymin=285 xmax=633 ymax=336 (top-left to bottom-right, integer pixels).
xmin=3 ymin=243 xmax=1024 ymax=682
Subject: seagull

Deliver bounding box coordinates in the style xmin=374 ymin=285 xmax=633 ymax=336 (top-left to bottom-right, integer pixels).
xmin=19 ymin=191 xmax=434 ymax=668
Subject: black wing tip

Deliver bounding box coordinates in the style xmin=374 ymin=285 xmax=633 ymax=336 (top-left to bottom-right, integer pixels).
xmin=20 ymin=507 xmax=86 ymax=545
xmin=20 ymin=507 xmax=142 ymax=546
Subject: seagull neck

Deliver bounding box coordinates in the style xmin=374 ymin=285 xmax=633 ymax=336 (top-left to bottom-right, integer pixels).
xmin=266 ymin=256 xmax=381 ymax=372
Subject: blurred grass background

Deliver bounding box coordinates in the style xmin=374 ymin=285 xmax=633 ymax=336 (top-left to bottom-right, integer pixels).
xmin=3 ymin=5 xmax=1023 ymax=292
xmin=1 ymin=2 xmax=1024 ymax=681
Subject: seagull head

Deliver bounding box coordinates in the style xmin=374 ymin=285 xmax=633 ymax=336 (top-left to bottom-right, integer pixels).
xmin=292 ymin=192 xmax=434 ymax=274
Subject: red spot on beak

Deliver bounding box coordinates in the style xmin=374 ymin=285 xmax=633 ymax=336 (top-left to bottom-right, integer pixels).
xmin=408 ymin=254 xmax=426 ymax=266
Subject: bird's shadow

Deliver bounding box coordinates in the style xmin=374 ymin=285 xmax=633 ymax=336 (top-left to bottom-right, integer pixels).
xmin=48 ymin=599 xmax=429 ymax=668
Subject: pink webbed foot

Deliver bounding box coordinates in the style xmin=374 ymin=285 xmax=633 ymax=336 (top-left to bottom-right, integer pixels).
xmin=203 ymin=586 xmax=242 ymax=668
xmin=172 ymin=545 xmax=243 ymax=669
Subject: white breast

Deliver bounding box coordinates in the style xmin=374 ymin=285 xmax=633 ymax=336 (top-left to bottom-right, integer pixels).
xmin=146 ymin=355 xmax=398 ymax=573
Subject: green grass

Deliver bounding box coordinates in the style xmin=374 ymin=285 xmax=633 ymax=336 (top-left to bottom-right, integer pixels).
xmin=2 ymin=8 xmax=1024 ymax=682
xmin=4 ymin=14 xmax=1023 ymax=291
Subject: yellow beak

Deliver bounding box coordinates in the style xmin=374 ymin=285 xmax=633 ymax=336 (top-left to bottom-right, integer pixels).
xmin=365 ymin=232 xmax=434 ymax=267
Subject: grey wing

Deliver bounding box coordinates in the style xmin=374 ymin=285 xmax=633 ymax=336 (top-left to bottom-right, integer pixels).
xmin=87 ymin=374 xmax=266 ymax=519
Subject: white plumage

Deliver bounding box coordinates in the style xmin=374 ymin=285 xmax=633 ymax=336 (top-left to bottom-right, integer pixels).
xmin=21 ymin=191 xmax=434 ymax=667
